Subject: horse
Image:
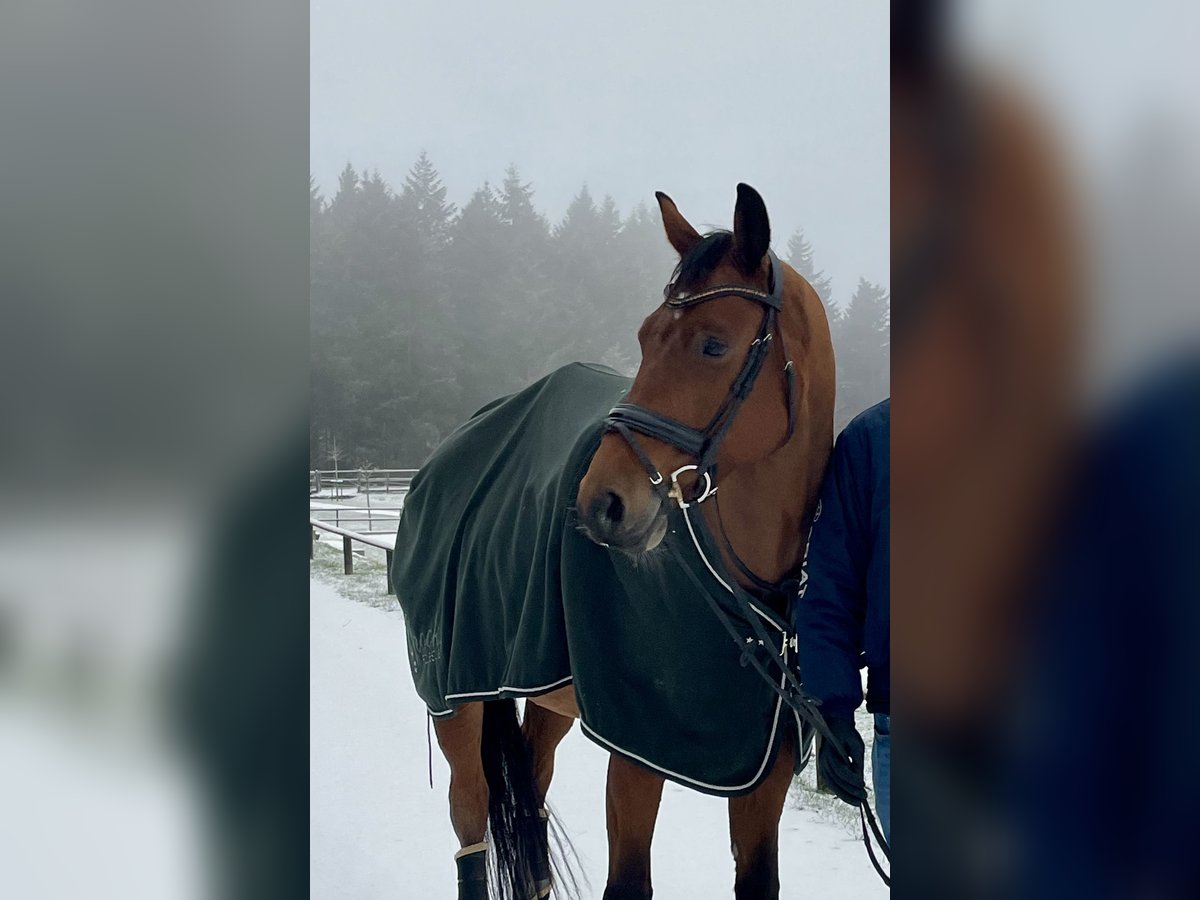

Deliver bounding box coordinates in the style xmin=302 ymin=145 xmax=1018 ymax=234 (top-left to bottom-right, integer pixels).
xmin=392 ymin=183 xmax=835 ymax=899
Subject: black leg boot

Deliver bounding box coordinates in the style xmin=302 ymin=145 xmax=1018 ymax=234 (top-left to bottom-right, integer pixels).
xmin=454 ymin=842 xmax=488 ymax=900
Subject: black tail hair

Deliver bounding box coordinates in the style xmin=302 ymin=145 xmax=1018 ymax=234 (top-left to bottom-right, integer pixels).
xmin=480 ymin=699 xmax=580 ymax=900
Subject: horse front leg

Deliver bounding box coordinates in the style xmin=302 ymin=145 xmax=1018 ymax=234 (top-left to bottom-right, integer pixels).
xmin=727 ymin=731 xmax=794 ymax=899
xmin=604 ymin=754 xmax=665 ymax=900
xmin=432 ymin=702 xmax=490 ymax=900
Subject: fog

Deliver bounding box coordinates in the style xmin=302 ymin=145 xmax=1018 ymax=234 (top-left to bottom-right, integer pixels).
xmin=310 ymin=0 xmax=889 ymax=304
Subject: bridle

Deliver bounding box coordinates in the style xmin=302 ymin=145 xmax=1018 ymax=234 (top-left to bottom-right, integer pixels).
xmin=599 ymin=248 xmax=892 ymax=884
xmin=603 ymin=249 xmax=796 ymax=507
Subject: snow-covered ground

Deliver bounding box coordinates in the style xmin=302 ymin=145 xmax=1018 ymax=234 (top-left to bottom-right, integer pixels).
xmin=310 ymin=572 xmax=888 ymax=898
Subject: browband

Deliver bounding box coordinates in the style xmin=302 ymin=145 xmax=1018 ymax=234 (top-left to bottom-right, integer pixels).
xmin=664 ymin=251 xmax=785 ymax=311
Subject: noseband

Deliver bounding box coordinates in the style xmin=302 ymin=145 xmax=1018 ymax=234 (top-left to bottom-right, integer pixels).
xmin=603 ymin=250 xmax=797 ymax=505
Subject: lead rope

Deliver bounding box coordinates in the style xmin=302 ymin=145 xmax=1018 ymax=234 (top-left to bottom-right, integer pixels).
xmin=668 ymin=488 xmax=891 ymax=886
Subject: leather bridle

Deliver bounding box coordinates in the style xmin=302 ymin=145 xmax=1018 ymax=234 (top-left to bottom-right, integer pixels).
xmin=599 ymin=248 xmax=892 ymax=884
xmin=603 ymin=250 xmax=797 ymax=506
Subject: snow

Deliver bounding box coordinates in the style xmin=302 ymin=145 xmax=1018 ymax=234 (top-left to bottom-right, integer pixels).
xmin=311 ymin=576 xmax=888 ymax=898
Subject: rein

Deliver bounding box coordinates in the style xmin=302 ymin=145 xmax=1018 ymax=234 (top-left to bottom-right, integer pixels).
xmin=667 ymin=486 xmax=891 ymax=886
xmin=601 ymin=253 xmax=891 ymax=885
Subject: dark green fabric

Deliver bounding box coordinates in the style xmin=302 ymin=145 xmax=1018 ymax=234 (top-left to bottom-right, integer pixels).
xmin=392 ymin=362 xmax=792 ymax=795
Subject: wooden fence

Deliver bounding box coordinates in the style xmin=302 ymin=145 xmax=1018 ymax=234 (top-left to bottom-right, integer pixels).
xmin=309 ymin=501 xmax=401 ymax=535
xmin=310 ymin=468 xmax=414 ymax=595
xmin=310 ymin=468 xmax=418 ymax=497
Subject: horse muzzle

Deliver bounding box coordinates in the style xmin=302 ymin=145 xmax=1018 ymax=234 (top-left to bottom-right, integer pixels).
xmin=576 ymin=485 xmax=668 ymax=555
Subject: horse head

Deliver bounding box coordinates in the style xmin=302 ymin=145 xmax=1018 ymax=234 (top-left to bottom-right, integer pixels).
xmin=577 ymin=184 xmax=833 ymax=557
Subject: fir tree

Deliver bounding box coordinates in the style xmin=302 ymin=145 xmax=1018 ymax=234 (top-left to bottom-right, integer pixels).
xmin=310 ymin=162 xmax=887 ymax=466
xmin=786 ymin=227 xmax=837 ymax=328
xmin=598 ymin=194 xmax=621 ymax=241
xmin=447 ymin=181 xmax=508 ymax=400
xmin=334 ymin=162 xmax=358 ymax=199
xmin=605 ymin=202 xmax=674 ymax=373
xmin=499 ymin=164 xmax=547 ymax=236
xmin=326 ymin=163 xmax=360 ymax=231
xmin=454 ymin=182 xmax=503 ymax=242
xmin=555 ymin=185 xmax=598 ymax=240
xmin=309 ymin=176 xmax=325 ymax=219
xmin=399 ymin=150 xmax=456 ymax=250
xmin=835 ymin=277 xmax=890 ymax=429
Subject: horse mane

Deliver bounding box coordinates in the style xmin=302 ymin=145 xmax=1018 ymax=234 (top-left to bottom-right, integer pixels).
xmin=671 ymin=230 xmax=733 ymax=291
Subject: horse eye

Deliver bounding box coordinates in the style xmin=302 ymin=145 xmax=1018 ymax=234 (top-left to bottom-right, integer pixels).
xmin=701 ymin=336 xmax=728 ymax=358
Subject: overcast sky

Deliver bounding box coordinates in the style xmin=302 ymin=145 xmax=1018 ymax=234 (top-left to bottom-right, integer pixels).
xmin=311 ymin=1 xmax=888 ymax=307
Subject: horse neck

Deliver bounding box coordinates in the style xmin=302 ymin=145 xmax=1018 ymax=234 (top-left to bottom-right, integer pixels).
xmin=703 ymin=427 xmax=823 ymax=590
xmin=701 ymin=280 xmax=833 ymax=591
xmin=705 ymin=274 xmax=830 ymax=592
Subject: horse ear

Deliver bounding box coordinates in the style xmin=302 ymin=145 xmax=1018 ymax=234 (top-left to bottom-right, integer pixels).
xmin=655 ymin=191 xmax=702 ymax=256
xmin=732 ymin=183 xmax=770 ymax=274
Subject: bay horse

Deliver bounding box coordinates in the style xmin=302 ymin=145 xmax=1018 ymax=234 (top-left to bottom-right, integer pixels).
xmin=412 ymin=184 xmax=834 ymax=899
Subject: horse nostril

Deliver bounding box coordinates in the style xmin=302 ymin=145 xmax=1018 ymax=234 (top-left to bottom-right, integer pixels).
xmin=604 ymin=491 xmax=625 ymax=527
xmin=587 ymin=490 xmax=626 ymax=538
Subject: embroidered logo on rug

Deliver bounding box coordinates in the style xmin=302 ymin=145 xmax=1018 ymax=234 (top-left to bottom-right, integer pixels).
xmin=406 ymin=624 xmax=441 ymax=674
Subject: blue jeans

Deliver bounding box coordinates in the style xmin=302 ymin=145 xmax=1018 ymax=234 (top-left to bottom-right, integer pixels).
xmin=872 ymin=713 xmax=891 ymax=844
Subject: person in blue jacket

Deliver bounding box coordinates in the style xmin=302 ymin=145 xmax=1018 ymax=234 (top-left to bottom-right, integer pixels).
xmin=795 ymin=398 xmax=890 ymax=841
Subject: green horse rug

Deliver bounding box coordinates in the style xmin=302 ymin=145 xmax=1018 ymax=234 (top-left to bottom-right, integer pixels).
xmin=391 ymin=362 xmax=797 ymax=795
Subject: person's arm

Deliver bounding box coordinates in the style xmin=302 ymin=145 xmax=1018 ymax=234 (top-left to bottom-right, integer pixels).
xmin=794 ymin=426 xmax=870 ymax=718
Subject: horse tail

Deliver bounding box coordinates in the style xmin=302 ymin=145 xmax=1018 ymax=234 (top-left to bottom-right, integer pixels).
xmin=480 ymin=698 xmax=578 ymax=899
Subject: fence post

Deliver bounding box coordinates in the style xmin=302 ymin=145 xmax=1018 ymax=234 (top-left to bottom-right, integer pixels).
xmin=343 ymin=535 xmax=353 ymax=575
xmin=385 ymin=550 xmax=394 ymax=595
xmin=310 ymin=527 xmax=315 ymax=560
